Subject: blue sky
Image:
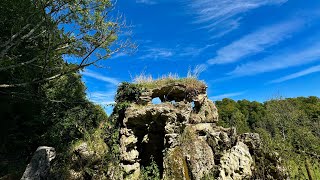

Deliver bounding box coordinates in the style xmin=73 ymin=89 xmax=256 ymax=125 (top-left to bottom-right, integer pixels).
xmin=80 ymin=0 xmax=320 ymax=114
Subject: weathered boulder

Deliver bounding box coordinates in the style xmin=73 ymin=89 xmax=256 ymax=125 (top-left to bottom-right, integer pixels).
xmin=178 ymin=125 xmax=216 ymax=180
xmin=238 ymin=133 xmax=261 ymax=150
xmin=218 ymin=142 xmax=253 ymax=180
xmin=190 ymin=96 xmax=219 ymax=124
xmin=21 ymin=146 xmax=56 ymax=180
xmin=73 ymin=142 xmax=94 ymax=162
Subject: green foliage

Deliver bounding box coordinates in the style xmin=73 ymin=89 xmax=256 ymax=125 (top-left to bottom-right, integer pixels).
xmin=115 ymin=82 xmax=144 ymax=103
xmin=0 ymin=0 xmax=120 ymax=177
xmin=140 ymin=157 xmax=161 ymax=180
xmin=49 ymin=123 xmax=120 ymax=180
xmin=0 ymin=0 xmax=132 ymax=88
xmin=216 ymin=97 xmax=320 ymax=179
xmin=0 ymin=0 xmax=133 ymax=179
xmin=215 ymin=98 xmax=252 ymax=133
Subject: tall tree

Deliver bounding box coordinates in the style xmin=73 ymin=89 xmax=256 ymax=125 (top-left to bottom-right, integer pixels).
xmin=0 ymin=0 xmax=127 ymax=177
xmin=0 ymin=0 xmax=134 ymax=88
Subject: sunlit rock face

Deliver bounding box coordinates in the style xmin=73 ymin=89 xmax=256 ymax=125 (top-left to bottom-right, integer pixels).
xmin=116 ymin=81 xmax=287 ymax=180
xmin=21 ymin=146 xmax=56 ymax=180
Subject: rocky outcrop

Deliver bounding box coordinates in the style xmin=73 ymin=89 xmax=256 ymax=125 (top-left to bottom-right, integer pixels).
xmin=116 ymin=81 xmax=285 ymax=180
xmin=18 ymin=80 xmax=288 ymax=180
xmin=21 ymin=146 xmax=56 ymax=180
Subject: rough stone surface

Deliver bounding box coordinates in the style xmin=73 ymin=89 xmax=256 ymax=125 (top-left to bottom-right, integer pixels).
xmin=218 ymin=142 xmax=253 ymax=180
xmin=116 ymin=82 xmax=287 ymax=179
xmin=73 ymin=142 xmax=94 ymax=161
xmin=238 ymin=133 xmax=261 ymax=150
xmin=21 ymin=146 xmax=56 ymax=180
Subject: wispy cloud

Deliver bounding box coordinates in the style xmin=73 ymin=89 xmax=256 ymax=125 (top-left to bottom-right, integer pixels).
xmin=208 ymin=19 xmax=303 ymax=65
xmin=187 ymin=0 xmax=287 ymax=37
xmin=87 ymin=90 xmax=116 ymax=115
xmin=82 ymin=69 xmax=120 ymax=86
xmin=139 ymin=47 xmax=174 ymax=60
xmin=268 ymin=65 xmax=320 ymax=84
xmin=111 ymin=52 xmax=127 ymax=59
xmin=228 ymin=42 xmax=320 ymax=77
xmin=136 ymin=0 xmax=156 ymax=5
xmin=138 ymin=43 xmax=215 ymax=60
xmin=179 ymin=44 xmax=215 ymax=57
xmin=87 ymin=91 xmax=116 ymax=105
xmin=210 ymin=91 xmax=246 ymax=100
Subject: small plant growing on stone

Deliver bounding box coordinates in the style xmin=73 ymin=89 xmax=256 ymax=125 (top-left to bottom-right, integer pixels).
xmin=140 ymin=157 xmax=161 ymax=180
xmin=115 ymin=82 xmax=144 ymax=103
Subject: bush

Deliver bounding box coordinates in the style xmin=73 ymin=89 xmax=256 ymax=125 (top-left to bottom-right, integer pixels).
xmin=140 ymin=157 xmax=161 ymax=180
xmin=115 ymin=82 xmax=143 ymax=103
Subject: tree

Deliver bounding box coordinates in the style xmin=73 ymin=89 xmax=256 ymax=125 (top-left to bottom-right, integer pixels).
xmin=0 ymin=0 xmax=127 ymax=177
xmin=264 ymin=98 xmax=304 ymax=141
xmin=0 ymin=0 xmax=134 ymax=88
xmin=215 ymin=98 xmax=250 ymax=133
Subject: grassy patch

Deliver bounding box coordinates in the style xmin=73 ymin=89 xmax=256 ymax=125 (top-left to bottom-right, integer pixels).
xmin=135 ymin=76 xmax=206 ymax=91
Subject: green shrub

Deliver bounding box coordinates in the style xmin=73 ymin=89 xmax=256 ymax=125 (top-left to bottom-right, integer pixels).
xmin=115 ymin=82 xmax=143 ymax=103
xmin=140 ymin=157 xmax=161 ymax=180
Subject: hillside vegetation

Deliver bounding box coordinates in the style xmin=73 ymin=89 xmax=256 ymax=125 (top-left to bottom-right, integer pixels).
xmin=0 ymin=0 xmax=115 ymax=178
xmin=216 ymin=97 xmax=320 ymax=179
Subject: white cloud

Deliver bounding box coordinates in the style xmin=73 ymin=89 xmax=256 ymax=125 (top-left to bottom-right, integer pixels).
xmin=111 ymin=52 xmax=127 ymax=59
xmin=187 ymin=0 xmax=287 ymax=37
xmin=208 ymin=19 xmax=303 ymax=65
xmin=139 ymin=47 xmax=174 ymax=60
xmin=228 ymin=42 xmax=320 ymax=77
xmin=269 ymin=65 xmax=320 ymax=84
xmin=179 ymin=44 xmax=215 ymax=57
xmin=82 ymin=69 xmax=120 ymax=86
xmin=87 ymin=91 xmax=116 ymax=105
xmin=87 ymin=90 xmax=116 ymax=115
xmin=138 ymin=43 xmax=215 ymax=60
xmin=136 ymin=0 xmax=156 ymax=5
xmin=210 ymin=91 xmax=246 ymax=100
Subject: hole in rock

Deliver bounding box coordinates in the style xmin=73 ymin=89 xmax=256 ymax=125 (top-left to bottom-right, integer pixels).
xmin=152 ymin=97 xmax=162 ymax=104
xmin=198 ymin=130 xmax=207 ymax=137
xmin=127 ymin=114 xmax=166 ymax=177
xmin=152 ymin=86 xmax=187 ymax=102
xmin=192 ymin=101 xmax=201 ymax=112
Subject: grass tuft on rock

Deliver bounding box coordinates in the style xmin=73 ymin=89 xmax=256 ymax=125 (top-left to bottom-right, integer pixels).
xmin=133 ymin=73 xmax=206 ymax=91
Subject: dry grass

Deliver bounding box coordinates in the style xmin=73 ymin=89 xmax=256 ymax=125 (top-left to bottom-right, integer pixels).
xmin=133 ymin=72 xmax=179 ymax=84
xmin=132 ymin=72 xmax=206 ymax=90
xmin=187 ymin=65 xmax=207 ymax=79
xmin=133 ymin=72 xmax=153 ymax=83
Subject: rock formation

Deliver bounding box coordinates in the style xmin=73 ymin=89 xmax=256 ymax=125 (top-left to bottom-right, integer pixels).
xmin=117 ymin=80 xmax=287 ymax=180
xmin=20 ymin=79 xmax=288 ymax=180
xmin=21 ymin=146 xmax=56 ymax=180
